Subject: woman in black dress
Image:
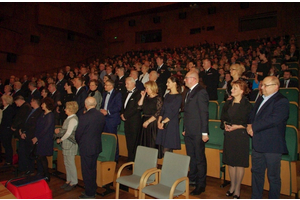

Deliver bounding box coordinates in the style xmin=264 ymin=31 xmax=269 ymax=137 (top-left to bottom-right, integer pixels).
xmin=156 ymin=76 xmax=182 ymax=156
xmin=220 ymin=80 xmax=252 ymax=199
xmin=138 ymin=81 xmax=163 ymax=156
xmin=57 ymin=80 xmax=76 ymax=121
xmin=32 ymin=97 xmax=55 ymax=181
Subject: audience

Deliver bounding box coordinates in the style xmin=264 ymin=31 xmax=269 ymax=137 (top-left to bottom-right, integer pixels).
xmin=88 ymin=79 xmax=102 ymax=110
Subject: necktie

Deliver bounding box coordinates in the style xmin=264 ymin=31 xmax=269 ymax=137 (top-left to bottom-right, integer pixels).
xmin=185 ymin=89 xmax=191 ymax=103
xmin=284 ymin=80 xmax=287 ymax=88
xmin=104 ymin=92 xmax=110 ymax=110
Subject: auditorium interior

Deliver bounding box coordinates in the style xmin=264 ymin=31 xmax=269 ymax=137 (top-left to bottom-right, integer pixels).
xmin=0 ymin=2 xmax=299 ymax=199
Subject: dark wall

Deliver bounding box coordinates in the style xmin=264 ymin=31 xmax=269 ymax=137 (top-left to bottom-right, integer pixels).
xmin=101 ymin=2 xmax=300 ymax=56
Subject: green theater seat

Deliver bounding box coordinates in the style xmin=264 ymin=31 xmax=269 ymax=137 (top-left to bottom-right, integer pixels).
xmin=279 ymin=88 xmax=299 ymax=102
xmin=209 ymin=101 xmax=219 ymax=120
xmin=206 ymin=120 xmax=224 ymax=150
xmin=287 ymin=102 xmax=298 ymax=127
xmin=217 ymin=88 xmax=226 ymax=104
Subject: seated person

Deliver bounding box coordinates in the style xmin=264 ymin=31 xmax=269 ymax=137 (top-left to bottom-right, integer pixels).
xmin=279 ymin=70 xmax=298 ymax=88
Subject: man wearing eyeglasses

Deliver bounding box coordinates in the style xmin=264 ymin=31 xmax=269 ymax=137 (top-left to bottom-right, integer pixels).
xmin=182 ymin=71 xmax=209 ymax=195
xmin=247 ymin=76 xmax=289 ymax=199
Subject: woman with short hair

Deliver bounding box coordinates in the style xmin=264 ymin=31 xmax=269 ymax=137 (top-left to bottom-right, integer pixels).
xmin=55 ymin=101 xmax=79 ymax=191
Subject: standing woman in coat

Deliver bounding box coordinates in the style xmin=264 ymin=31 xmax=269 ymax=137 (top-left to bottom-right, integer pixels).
xmin=32 ymin=97 xmax=55 ymax=181
xmin=0 ymin=95 xmax=14 ymax=165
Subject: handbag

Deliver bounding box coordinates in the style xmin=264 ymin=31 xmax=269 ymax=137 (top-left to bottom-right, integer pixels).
xmin=162 ymin=121 xmax=169 ymax=129
xmin=29 ymin=143 xmax=38 ymax=159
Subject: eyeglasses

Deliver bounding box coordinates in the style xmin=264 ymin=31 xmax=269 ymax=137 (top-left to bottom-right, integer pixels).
xmin=263 ymin=84 xmax=276 ymax=87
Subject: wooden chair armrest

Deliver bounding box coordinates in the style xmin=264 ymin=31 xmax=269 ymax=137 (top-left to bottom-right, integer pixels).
xmin=116 ymin=162 xmax=134 ymax=178
xmin=139 ymin=169 xmax=161 ymax=199
xmin=169 ymin=176 xmax=189 ymax=199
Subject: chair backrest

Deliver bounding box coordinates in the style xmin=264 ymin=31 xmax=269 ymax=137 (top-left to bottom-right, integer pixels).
xmin=179 ymin=112 xmax=185 ymax=143
xmin=217 ymin=88 xmax=226 ymax=104
xmin=160 ymin=152 xmax=190 ymax=192
xmin=206 ymin=120 xmax=224 ymax=150
xmin=282 ymin=125 xmax=298 ymax=162
xmin=279 ymin=88 xmax=299 ymax=102
xmin=133 ymin=146 xmax=158 ymax=176
xmin=209 ymin=101 xmax=218 ymax=120
xmin=218 ymin=101 xmax=226 ymax=120
xmin=98 ymin=132 xmax=117 ymax=162
xmin=287 ymin=102 xmax=298 ymax=127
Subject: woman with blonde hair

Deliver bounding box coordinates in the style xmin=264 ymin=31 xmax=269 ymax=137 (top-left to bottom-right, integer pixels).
xmin=55 ymin=101 xmax=79 ymax=191
xmin=225 ymin=63 xmax=252 ymax=100
xmin=138 ymin=81 xmax=163 ymax=157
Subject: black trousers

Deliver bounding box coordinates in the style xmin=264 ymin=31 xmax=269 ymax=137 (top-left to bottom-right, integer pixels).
xmin=124 ymin=120 xmax=141 ymax=162
xmin=18 ymin=139 xmax=35 ymax=172
xmin=184 ymin=134 xmax=207 ymax=187
xmin=37 ymin=155 xmax=49 ymax=177
xmin=81 ymin=154 xmax=98 ymax=196
xmin=0 ymin=130 xmax=13 ymax=164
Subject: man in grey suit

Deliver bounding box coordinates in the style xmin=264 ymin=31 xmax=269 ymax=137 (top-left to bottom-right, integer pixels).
xmin=182 ymin=71 xmax=209 ymax=195
xmin=75 ymin=97 xmax=105 ymax=199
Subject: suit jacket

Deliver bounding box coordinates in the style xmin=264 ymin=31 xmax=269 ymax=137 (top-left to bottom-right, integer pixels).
xmin=75 ymin=87 xmax=88 ymax=116
xmin=115 ymin=75 xmax=127 ymax=101
xmin=12 ymin=102 xmax=32 ymax=132
xmin=200 ymin=68 xmax=219 ymax=100
xmin=0 ymin=105 xmax=14 ymax=135
xmin=249 ymin=91 xmax=289 ymax=154
xmin=135 ymin=80 xmax=145 ymax=91
xmin=121 ymin=89 xmax=141 ymax=124
xmin=183 ymin=84 xmax=209 ymax=136
xmin=27 ymin=89 xmax=41 ymax=103
xmin=21 ymin=80 xmax=30 ymax=98
xmin=156 ymin=64 xmax=170 ymax=96
xmin=21 ymin=107 xmax=43 ymax=141
xmin=101 ymin=89 xmax=122 ymax=127
xmin=82 ymin=73 xmax=90 ymax=85
xmin=75 ymin=108 xmax=105 ymax=156
xmin=56 ymin=79 xmax=67 ymax=97
xmin=12 ymin=89 xmax=25 ymax=99
xmin=280 ymin=79 xmax=298 ymax=88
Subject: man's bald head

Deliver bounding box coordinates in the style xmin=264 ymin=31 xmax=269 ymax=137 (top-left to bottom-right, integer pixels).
xmin=85 ymin=96 xmax=97 ymax=110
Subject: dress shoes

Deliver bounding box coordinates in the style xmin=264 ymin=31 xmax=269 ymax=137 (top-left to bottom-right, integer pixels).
xmin=233 ymin=195 xmax=240 ymax=199
xmin=64 ymin=184 xmax=76 ymax=191
xmin=79 ymin=192 xmax=95 ymax=199
xmin=226 ymin=190 xmax=234 ymax=196
xmin=60 ymin=182 xmax=70 ymax=189
xmin=190 ymin=185 xmax=205 ymax=195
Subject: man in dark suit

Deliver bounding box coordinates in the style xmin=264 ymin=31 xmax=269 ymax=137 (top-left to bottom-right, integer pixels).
xmin=155 ymin=55 xmax=170 ymax=97
xmin=76 ymin=97 xmax=105 ymax=199
xmin=64 ymin=65 xmax=71 ymax=80
xmin=279 ymin=70 xmax=298 ymax=88
xmin=11 ymin=96 xmax=32 ymax=139
xmin=247 ymin=76 xmax=289 ymax=199
xmin=48 ymin=83 xmax=61 ymax=125
xmin=80 ymin=66 xmax=90 ymax=86
xmin=100 ymin=79 xmax=122 ymax=161
xmin=12 ymin=81 xmax=25 ymax=99
xmin=74 ymin=77 xmax=88 ymax=117
xmin=56 ymin=72 xmax=67 ymax=97
xmin=183 ymin=71 xmax=209 ymax=195
xmin=200 ymin=59 xmax=219 ymax=100
xmin=115 ymin=66 xmax=127 ymax=101
xmin=120 ymin=77 xmax=141 ymax=162
xmin=19 ymin=98 xmax=43 ymax=174
xmin=21 ymin=75 xmax=30 ymax=100
xmin=129 ymin=70 xmax=145 ymax=91
xmin=27 ymin=81 xmax=41 ymax=103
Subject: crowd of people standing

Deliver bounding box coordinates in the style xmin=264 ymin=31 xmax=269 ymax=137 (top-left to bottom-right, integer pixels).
xmin=0 ymin=34 xmax=297 ymax=198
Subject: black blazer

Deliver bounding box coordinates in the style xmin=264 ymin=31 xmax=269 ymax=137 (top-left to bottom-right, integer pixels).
xmin=27 ymin=89 xmax=41 ymax=103
xmin=280 ymin=79 xmax=298 ymax=88
xmin=75 ymin=87 xmax=88 ymax=117
xmin=0 ymin=105 xmax=14 ymax=135
xmin=183 ymin=84 xmax=209 ymax=136
xmin=56 ymin=79 xmax=67 ymax=97
xmin=220 ymin=96 xmax=252 ymax=130
xmin=11 ymin=102 xmax=32 ymax=131
xmin=75 ymin=108 xmax=105 ymax=156
xmin=115 ymin=76 xmax=127 ymax=101
xmin=200 ymin=68 xmax=219 ymax=100
xmin=121 ymin=89 xmax=141 ymax=123
xmin=21 ymin=107 xmax=43 ymax=141
xmin=249 ymin=92 xmax=289 ymax=154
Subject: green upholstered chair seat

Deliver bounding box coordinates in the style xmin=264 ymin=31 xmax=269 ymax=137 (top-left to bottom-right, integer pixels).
xmin=98 ymin=133 xmax=117 ymax=162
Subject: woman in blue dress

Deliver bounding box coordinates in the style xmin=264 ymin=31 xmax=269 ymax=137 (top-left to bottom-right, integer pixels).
xmin=32 ymin=97 xmax=55 ymax=182
xmin=156 ymin=76 xmax=182 ymax=156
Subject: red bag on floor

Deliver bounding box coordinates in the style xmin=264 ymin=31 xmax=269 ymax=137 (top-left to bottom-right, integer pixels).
xmin=2 ymin=175 xmax=52 ymax=199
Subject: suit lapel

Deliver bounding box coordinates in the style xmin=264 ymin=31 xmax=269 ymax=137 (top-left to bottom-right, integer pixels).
xmin=255 ymin=92 xmax=279 ymax=117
